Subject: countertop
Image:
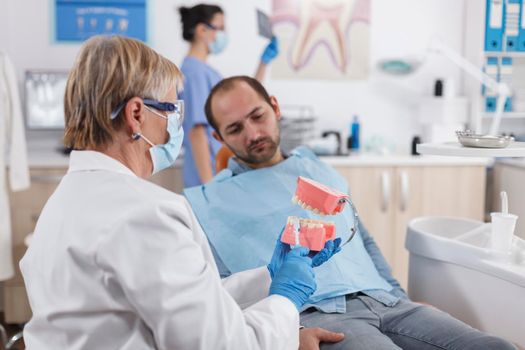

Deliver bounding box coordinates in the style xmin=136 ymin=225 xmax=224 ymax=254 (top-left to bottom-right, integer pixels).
xmin=25 ymin=138 xmax=491 ymax=168
xmin=320 ymin=154 xmax=491 ymax=167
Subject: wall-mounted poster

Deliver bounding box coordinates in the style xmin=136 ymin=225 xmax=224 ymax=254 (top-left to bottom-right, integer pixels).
xmin=271 ymin=0 xmax=370 ymax=80
xmin=55 ymin=0 xmax=146 ymax=42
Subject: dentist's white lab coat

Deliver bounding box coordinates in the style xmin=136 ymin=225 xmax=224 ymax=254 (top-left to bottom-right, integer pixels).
xmin=20 ymin=150 xmax=299 ymax=350
xmin=0 ymin=52 xmax=30 ymax=281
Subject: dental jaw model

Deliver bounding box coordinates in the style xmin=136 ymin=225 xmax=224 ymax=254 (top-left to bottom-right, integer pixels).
xmin=281 ymin=217 xmax=336 ymax=251
xmin=281 ymin=176 xmax=359 ymax=250
xmin=292 ymin=176 xmax=348 ymax=215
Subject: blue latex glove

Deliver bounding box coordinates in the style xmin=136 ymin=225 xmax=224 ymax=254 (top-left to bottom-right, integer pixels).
xmin=311 ymin=238 xmax=342 ymax=267
xmin=268 ymin=233 xmax=342 ymax=277
xmin=269 ymin=247 xmax=316 ymax=310
xmin=267 ymin=230 xmax=290 ymax=279
xmin=261 ymin=36 xmax=279 ymax=64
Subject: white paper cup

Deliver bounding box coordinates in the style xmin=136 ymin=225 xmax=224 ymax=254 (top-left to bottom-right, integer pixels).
xmin=490 ymin=212 xmax=518 ymax=253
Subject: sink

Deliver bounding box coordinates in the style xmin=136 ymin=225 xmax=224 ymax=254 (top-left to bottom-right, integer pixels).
xmin=408 ymin=216 xmax=483 ymax=240
xmin=406 ymin=216 xmax=525 ymax=347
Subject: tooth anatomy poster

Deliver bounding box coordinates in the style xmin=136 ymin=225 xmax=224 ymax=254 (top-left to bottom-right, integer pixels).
xmin=271 ymin=0 xmax=370 ymax=80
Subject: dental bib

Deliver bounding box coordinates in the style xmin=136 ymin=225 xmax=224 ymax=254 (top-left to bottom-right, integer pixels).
xmin=185 ymin=146 xmax=392 ymax=303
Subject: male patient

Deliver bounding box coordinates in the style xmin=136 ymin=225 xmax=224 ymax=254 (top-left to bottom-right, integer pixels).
xmin=184 ymin=76 xmax=516 ymax=350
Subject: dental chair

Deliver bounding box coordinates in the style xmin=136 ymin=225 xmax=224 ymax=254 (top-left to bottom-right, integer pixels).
xmin=215 ymin=146 xmax=234 ymax=173
xmin=0 ymin=289 xmax=24 ymax=350
xmin=0 ymin=326 xmax=23 ymax=350
xmin=1 ymin=280 xmax=24 ymax=349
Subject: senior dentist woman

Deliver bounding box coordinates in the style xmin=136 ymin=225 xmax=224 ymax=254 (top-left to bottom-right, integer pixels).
xmin=20 ymin=35 xmax=337 ymax=350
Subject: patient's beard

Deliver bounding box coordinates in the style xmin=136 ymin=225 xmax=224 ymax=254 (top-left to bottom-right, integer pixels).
xmin=227 ymin=133 xmax=281 ymax=167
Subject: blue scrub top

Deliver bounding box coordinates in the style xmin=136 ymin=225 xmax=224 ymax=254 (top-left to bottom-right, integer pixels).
xmin=179 ymin=56 xmax=223 ymax=188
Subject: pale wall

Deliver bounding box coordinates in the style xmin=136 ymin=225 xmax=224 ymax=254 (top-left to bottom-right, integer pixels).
xmin=1 ymin=0 xmax=466 ymax=153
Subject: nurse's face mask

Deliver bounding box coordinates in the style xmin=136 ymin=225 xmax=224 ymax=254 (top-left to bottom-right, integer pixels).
xmin=206 ymin=23 xmax=228 ymax=55
xmin=111 ymin=99 xmax=185 ymax=175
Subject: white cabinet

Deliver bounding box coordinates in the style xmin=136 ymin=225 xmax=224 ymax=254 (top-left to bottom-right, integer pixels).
xmin=335 ymin=165 xmax=486 ymax=289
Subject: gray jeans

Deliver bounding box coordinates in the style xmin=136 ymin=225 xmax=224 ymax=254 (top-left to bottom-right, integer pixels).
xmin=300 ymin=294 xmax=517 ymax=350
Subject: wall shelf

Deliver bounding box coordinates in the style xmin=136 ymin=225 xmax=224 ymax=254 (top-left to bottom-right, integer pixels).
xmin=482 ymin=112 xmax=525 ymax=119
xmin=483 ymin=52 xmax=525 ymax=58
xmin=417 ymin=142 xmax=525 ymax=157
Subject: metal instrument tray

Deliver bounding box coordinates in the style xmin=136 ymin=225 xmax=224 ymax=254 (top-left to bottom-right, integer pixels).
xmin=456 ymin=131 xmax=513 ymax=148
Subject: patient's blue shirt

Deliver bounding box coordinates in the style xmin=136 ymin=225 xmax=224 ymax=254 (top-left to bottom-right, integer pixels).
xmin=184 ymin=147 xmax=406 ymax=313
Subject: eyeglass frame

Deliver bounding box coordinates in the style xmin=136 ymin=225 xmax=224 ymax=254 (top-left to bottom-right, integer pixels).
xmin=204 ymin=22 xmax=228 ymax=32
xmin=110 ymin=98 xmax=184 ymax=129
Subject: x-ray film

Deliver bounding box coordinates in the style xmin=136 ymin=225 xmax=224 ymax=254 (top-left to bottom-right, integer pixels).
xmin=257 ymin=9 xmax=273 ymax=39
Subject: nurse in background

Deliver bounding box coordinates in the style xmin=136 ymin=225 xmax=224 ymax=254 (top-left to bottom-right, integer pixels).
xmin=178 ymin=4 xmax=278 ymax=187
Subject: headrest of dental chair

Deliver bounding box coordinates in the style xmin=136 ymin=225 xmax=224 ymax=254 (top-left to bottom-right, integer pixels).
xmin=215 ymin=146 xmax=234 ymax=173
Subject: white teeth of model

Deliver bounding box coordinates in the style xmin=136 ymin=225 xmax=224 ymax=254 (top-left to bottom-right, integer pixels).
xmin=291 ymin=196 xmax=298 ymax=204
xmin=306 ymin=205 xmax=312 ymax=211
xmin=313 ymin=209 xmax=320 ymax=215
xmin=297 ymin=199 xmax=304 ymax=206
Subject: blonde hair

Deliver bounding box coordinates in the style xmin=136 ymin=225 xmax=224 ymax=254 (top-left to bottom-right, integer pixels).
xmin=64 ymin=35 xmax=182 ymax=149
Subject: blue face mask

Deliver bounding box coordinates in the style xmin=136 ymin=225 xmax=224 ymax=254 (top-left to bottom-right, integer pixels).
xmin=208 ymin=30 xmax=228 ymax=54
xmin=138 ymin=105 xmax=184 ymax=175
xmin=111 ymin=98 xmax=185 ymax=175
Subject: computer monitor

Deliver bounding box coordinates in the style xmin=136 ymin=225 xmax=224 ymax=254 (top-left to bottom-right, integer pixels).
xmin=24 ymin=70 xmax=68 ymax=130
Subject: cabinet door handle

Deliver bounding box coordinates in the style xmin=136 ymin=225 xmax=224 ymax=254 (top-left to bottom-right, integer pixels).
xmin=399 ymin=171 xmax=409 ymax=212
xmin=381 ymin=171 xmax=391 ymax=212
xmin=30 ymin=175 xmax=63 ymax=183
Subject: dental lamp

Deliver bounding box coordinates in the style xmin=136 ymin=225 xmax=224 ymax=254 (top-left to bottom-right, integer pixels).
xmin=379 ymin=38 xmax=510 ymax=137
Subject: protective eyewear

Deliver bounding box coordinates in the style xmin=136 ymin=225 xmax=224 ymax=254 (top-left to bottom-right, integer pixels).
xmin=204 ymin=23 xmax=224 ymax=31
xmin=110 ymin=98 xmax=185 ymax=130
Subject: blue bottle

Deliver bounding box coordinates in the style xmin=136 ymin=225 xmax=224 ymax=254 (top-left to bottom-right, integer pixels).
xmin=350 ymin=115 xmax=360 ymax=150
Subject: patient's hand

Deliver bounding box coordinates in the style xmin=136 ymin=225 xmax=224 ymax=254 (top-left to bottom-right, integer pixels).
xmin=299 ymin=327 xmax=345 ymax=350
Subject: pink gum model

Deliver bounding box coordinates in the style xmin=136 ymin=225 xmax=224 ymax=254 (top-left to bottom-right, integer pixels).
xmin=292 ymin=176 xmax=349 ymax=215
xmin=281 ymin=217 xmax=336 ymax=251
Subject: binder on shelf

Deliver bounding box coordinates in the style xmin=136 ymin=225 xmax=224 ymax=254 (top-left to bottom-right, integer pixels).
xmin=486 ymin=0 xmax=505 ymax=51
xmin=501 ymin=57 xmax=513 ymax=111
xmin=509 ymin=56 xmax=525 ymax=111
xmin=505 ymin=0 xmax=521 ymax=51
xmin=519 ymin=0 xmax=525 ymax=50
xmin=484 ymin=56 xmax=499 ymax=112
